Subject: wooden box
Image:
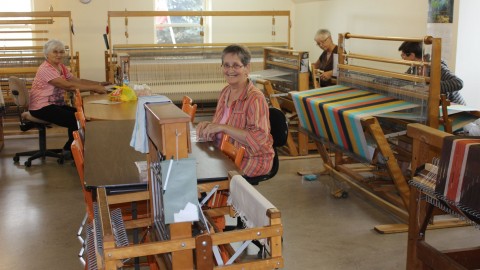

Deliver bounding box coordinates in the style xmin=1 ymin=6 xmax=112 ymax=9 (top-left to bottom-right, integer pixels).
xmin=145 ymin=103 xmax=191 ymax=159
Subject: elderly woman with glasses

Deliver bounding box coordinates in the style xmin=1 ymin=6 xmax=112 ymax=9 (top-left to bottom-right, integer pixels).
xmin=29 ymin=39 xmax=108 ymax=158
xmin=196 ymin=44 xmax=274 ymax=177
xmin=313 ymin=29 xmax=338 ymax=87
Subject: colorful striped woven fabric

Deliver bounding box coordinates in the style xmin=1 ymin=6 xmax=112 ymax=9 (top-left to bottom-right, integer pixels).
xmin=435 ymin=136 xmax=480 ymax=222
xmin=291 ymin=85 xmax=419 ymax=160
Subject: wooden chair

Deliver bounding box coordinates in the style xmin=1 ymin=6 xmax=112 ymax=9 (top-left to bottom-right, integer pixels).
xmin=182 ymin=95 xmax=193 ymax=106
xmin=71 ymin=130 xmax=93 ymax=221
xmin=74 ymin=88 xmax=83 ymax=113
xmin=220 ymin=134 xmax=246 ymax=169
xmin=75 ymin=111 xmax=86 ymax=131
xmin=182 ymin=95 xmax=197 ymax=123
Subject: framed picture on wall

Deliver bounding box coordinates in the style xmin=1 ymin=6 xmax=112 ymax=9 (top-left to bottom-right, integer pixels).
xmin=428 ymin=0 xmax=454 ymax=23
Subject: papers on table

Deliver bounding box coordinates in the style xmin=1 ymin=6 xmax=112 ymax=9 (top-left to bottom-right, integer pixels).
xmin=87 ymin=100 xmax=122 ymax=105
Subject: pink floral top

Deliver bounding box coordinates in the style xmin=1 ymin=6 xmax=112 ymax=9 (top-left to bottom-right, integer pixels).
xmin=29 ymin=61 xmax=73 ymax=110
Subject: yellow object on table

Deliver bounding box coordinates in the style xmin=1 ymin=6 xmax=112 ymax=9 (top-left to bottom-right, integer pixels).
xmin=109 ymin=85 xmax=137 ymax=102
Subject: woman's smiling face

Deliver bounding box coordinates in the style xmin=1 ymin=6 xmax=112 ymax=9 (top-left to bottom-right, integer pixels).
xmin=222 ymin=53 xmax=249 ymax=86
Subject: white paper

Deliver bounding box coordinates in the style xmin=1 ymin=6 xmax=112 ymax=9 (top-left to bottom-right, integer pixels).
xmin=87 ymin=100 xmax=122 ymax=105
xmin=173 ymin=202 xmax=199 ymax=223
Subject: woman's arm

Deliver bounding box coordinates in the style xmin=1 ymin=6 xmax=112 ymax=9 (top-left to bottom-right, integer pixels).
xmin=49 ymin=76 xmax=106 ymax=94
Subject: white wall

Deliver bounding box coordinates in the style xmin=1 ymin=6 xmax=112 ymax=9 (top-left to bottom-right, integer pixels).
xmin=30 ymin=0 xmax=294 ymax=81
xmin=29 ymin=0 xmax=476 ymax=109
xmin=293 ymin=0 xmax=428 ymax=66
xmin=456 ymin=0 xmax=480 ymax=109
xmin=32 ymin=0 xmax=154 ymax=81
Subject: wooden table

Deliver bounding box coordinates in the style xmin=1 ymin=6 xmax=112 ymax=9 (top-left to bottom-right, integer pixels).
xmin=83 ymin=120 xmax=146 ymax=189
xmin=83 ymin=121 xmax=235 ymax=188
xmin=83 ymin=94 xmax=137 ymax=120
xmin=82 ymin=95 xmax=235 ymax=188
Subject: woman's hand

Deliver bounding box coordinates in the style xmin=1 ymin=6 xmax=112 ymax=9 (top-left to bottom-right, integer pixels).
xmin=202 ymin=123 xmax=224 ymax=140
xmin=93 ymin=84 xmax=107 ymax=94
xmin=196 ymin=121 xmax=212 ymax=141
xmin=196 ymin=121 xmax=225 ymax=141
xmin=320 ymin=70 xmax=333 ymax=81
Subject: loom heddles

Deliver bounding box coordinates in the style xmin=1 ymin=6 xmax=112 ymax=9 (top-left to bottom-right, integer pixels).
xmin=337 ymin=69 xmax=429 ymax=123
xmin=112 ymin=46 xmax=265 ymax=96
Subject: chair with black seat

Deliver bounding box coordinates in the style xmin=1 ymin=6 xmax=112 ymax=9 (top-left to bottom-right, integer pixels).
xmin=244 ymin=107 xmax=288 ymax=185
xmin=9 ymin=76 xmax=64 ymax=167
xmin=226 ymin=107 xmax=288 ymax=258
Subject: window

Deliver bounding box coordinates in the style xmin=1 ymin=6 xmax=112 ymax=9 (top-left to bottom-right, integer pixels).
xmin=154 ymin=0 xmax=205 ymax=44
xmin=1 ymin=0 xmax=33 ymax=47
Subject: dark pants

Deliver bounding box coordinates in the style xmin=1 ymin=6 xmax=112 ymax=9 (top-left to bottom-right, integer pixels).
xmin=30 ymin=105 xmax=77 ymax=150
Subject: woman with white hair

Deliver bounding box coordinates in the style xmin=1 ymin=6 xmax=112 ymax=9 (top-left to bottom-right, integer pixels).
xmin=313 ymin=29 xmax=338 ymax=87
xmin=29 ymin=39 xmax=107 ymax=158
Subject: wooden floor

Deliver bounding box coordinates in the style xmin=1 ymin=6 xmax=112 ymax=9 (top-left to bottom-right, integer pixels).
xmin=1 ymin=115 xmax=480 ymax=270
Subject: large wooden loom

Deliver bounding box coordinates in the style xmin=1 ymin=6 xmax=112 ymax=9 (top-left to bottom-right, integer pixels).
xmin=0 ymin=11 xmax=80 ymax=109
xmin=104 ymin=10 xmax=291 ymax=103
xmin=407 ymin=123 xmax=480 ymax=270
xmin=86 ymin=103 xmax=283 ymax=269
xmin=253 ymin=47 xmax=311 ymax=156
xmin=89 ymin=173 xmax=283 ymax=270
xmin=290 ymin=33 xmax=462 ymax=233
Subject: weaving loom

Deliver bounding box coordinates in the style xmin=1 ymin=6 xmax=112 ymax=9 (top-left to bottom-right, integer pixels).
xmin=407 ymin=123 xmax=480 ymax=270
xmin=290 ymin=33 xmax=447 ymax=232
xmin=88 ymin=103 xmax=283 ymax=269
xmin=252 ymin=47 xmax=311 ymax=156
xmin=90 ymin=173 xmax=283 ymax=270
xmin=105 ymin=10 xmax=291 ymax=103
xmin=0 ymin=11 xmax=79 ymax=113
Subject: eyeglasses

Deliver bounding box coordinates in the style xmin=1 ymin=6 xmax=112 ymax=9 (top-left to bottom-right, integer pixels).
xmin=221 ymin=63 xmax=244 ymax=70
xmin=316 ymin=36 xmax=330 ymax=46
xmin=51 ymin=50 xmax=66 ymax=55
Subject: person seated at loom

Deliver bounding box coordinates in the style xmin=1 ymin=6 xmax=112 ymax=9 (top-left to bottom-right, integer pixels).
xmin=399 ymin=41 xmax=466 ymax=105
xmin=196 ymin=44 xmax=274 ymax=177
xmin=29 ymin=39 xmax=108 ymax=158
xmin=313 ymin=28 xmax=338 ymax=87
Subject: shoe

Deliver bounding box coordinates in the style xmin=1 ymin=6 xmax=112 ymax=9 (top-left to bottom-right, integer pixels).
xmin=62 ymin=150 xmax=73 ymax=160
xmin=20 ymin=121 xmax=35 ymax=132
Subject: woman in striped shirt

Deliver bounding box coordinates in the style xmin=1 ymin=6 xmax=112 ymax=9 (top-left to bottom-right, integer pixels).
xmin=399 ymin=41 xmax=466 ymax=105
xmin=196 ymin=44 xmax=274 ymax=177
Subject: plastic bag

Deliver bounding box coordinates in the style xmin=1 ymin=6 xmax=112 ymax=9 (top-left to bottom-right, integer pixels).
xmin=109 ymin=85 xmax=138 ymax=102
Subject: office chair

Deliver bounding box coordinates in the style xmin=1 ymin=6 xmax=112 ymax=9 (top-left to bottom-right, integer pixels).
xmin=9 ymin=76 xmax=64 ymax=167
xmin=244 ymin=107 xmax=288 ymax=185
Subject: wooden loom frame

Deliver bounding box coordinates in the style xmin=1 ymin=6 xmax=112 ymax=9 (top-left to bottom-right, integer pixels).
xmin=406 ymin=123 xmax=478 ymax=270
xmin=297 ymin=33 xmax=454 ymax=233
xmin=93 ymin=171 xmax=284 ymax=270
xmin=0 ymin=11 xmax=80 ymax=106
xmin=105 ymin=10 xmax=291 ymax=85
xmin=259 ymin=47 xmax=311 ymax=157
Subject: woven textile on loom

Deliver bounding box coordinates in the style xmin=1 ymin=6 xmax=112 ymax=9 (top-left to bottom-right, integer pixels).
xmin=435 ymin=136 xmax=480 ymax=220
xmin=291 ymin=85 xmax=418 ymax=160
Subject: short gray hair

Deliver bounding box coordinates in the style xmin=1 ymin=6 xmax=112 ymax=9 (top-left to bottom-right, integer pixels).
xmin=314 ymin=29 xmax=331 ymax=40
xmin=43 ymin=39 xmax=65 ymax=58
xmin=222 ymin=44 xmax=252 ymax=66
